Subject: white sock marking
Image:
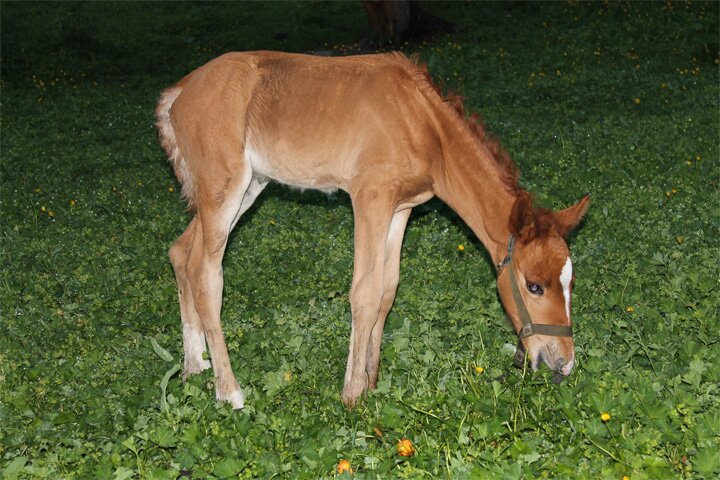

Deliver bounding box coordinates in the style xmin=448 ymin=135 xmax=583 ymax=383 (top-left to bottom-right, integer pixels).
xmin=183 ymin=325 xmax=211 ymax=370
xmin=217 ymin=388 xmax=245 ymax=410
xmin=560 ymin=257 xmax=573 ymax=321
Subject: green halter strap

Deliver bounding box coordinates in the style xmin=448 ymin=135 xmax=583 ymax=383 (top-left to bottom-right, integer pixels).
xmin=496 ymin=236 xmax=573 ymax=366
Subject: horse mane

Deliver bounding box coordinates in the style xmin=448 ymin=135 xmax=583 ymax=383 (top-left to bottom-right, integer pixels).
xmin=396 ymin=54 xmax=570 ymax=242
xmin=401 ymin=53 xmax=521 ymax=197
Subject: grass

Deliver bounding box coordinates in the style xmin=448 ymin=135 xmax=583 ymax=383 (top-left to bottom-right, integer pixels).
xmin=1 ymin=1 xmax=718 ymax=478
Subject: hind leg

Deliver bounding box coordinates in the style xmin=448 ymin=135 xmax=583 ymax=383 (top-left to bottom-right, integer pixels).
xmin=169 ymin=216 xmax=211 ymax=379
xmin=184 ymin=171 xmax=266 ymax=409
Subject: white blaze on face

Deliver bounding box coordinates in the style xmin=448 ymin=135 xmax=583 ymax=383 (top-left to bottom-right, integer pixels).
xmin=560 ymin=257 xmax=573 ymax=321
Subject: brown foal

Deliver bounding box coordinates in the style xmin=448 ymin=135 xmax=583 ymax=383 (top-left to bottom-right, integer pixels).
xmin=156 ymin=52 xmax=589 ymax=409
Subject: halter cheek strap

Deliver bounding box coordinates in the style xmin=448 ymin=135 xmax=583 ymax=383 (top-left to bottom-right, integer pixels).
xmin=496 ymin=236 xmax=573 ymax=366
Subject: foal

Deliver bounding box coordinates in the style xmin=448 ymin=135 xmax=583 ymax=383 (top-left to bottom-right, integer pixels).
xmin=156 ymin=52 xmax=589 ymax=409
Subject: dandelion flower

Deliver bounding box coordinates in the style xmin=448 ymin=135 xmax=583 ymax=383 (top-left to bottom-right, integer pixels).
xmin=626 ymin=306 xmax=634 ymax=313
xmin=337 ymin=459 xmax=352 ymax=474
xmin=458 ymin=244 xmax=465 ymax=252
xmin=168 ymin=186 xmax=175 ymax=193
xmin=475 ymin=366 xmax=484 ymax=374
xmin=600 ymin=412 xmax=611 ymax=422
xmin=69 ymin=199 xmax=76 ymax=207
xmin=633 ymin=98 xmax=641 ymax=105
xmin=397 ymin=438 xmax=415 ymax=457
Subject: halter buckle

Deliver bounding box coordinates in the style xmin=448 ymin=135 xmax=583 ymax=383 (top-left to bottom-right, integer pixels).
xmin=520 ymin=324 xmax=534 ymax=338
xmin=495 ymin=235 xmax=515 ymax=273
xmin=496 ymin=255 xmax=511 ymax=273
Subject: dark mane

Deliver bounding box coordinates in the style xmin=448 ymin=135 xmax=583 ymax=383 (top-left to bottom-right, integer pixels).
xmin=406 ymin=54 xmax=521 ymax=196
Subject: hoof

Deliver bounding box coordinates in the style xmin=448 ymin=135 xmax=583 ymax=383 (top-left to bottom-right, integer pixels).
xmin=341 ymin=393 xmax=359 ymax=409
xmin=182 ymin=358 xmax=211 ymax=380
xmin=342 ymin=370 xmax=370 ymax=408
xmin=217 ymin=388 xmax=245 ymax=410
xmin=341 ymin=381 xmax=367 ymax=409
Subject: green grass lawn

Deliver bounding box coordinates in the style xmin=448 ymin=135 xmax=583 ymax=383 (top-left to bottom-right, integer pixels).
xmin=1 ymin=1 xmax=718 ymax=478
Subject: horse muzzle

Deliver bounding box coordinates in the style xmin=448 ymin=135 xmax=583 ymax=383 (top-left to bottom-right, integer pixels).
xmin=514 ymin=341 xmax=575 ymax=383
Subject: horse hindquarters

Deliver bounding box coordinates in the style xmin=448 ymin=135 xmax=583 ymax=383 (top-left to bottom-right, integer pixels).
xmin=157 ymin=61 xmax=263 ymax=409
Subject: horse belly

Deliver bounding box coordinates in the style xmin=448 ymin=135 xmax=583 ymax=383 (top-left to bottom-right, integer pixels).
xmin=244 ymin=135 xmax=347 ymax=194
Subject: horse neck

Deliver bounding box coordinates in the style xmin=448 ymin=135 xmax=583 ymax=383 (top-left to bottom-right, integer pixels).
xmin=432 ymin=133 xmax=517 ymax=266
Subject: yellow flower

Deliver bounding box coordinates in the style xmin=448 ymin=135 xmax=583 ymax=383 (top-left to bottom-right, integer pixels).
xmin=397 ymin=438 xmax=415 ymax=457
xmin=168 ymin=186 xmax=174 ymax=193
xmin=626 ymin=306 xmax=634 ymax=313
xmin=283 ymin=371 xmax=292 ymax=382
xmin=48 ymin=211 xmax=55 ymax=218
xmin=475 ymin=366 xmax=484 ymax=374
xmin=696 ymin=155 xmax=701 ymax=161
xmin=40 ymin=206 xmax=46 ymax=212
xmin=623 ymin=476 xmax=630 ymax=480
xmin=69 ymin=199 xmax=76 ymax=207
xmin=337 ymin=459 xmax=352 ymax=474
xmin=671 ymin=188 xmax=677 ymax=194
xmin=633 ymin=98 xmax=641 ymax=105
xmin=601 ymin=412 xmax=611 ymax=422
xmin=457 ymin=244 xmax=465 ymax=252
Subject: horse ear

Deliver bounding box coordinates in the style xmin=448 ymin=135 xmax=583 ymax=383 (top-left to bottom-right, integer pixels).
xmin=555 ymin=195 xmax=590 ymax=238
xmin=509 ymin=191 xmax=537 ymax=241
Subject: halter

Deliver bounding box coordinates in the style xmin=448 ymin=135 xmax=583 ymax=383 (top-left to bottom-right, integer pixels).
xmin=496 ymin=235 xmax=573 ymax=367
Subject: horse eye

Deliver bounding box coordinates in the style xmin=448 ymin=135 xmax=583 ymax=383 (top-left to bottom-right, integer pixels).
xmin=526 ymin=282 xmax=544 ymax=295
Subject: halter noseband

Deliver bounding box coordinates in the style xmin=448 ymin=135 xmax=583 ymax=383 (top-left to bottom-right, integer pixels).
xmin=496 ymin=235 xmax=573 ymax=367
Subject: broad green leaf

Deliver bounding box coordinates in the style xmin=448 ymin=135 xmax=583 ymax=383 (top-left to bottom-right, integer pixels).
xmin=149 ymin=468 xmax=179 ymax=480
xmin=160 ymin=363 xmax=182 ymax=413
xmin=113 ymin=467 xmax=135 ymax=480
xmin=150 ymin=426 xmax=177 ymax=448
xmin=2 ymin=456 xmax=27 ymax=479
xmin=213 ymin=458 xmax=245 ymax=478
xmin=151 ymin=338 xmax=174 ymax=362
xmin=375 ymin=375 xmax=391 ymax=394
xmin=693 ymin=448 xmax=720 ymax=475
xmin=520 ymin=451 xmax=541 ymax=464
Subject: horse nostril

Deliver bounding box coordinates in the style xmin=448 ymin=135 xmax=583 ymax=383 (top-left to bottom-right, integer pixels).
xmin=557 ymin=357 xmax=574 ymax=376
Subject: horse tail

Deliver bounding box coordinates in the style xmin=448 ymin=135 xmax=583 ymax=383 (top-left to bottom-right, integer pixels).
xmin=156 ymin=80 xmax=196 ymax=211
